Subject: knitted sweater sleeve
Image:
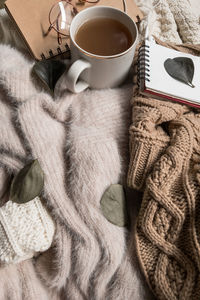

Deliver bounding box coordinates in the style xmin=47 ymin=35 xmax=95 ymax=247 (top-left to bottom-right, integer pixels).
xmin=127 ymin=96 xmax=189 ymax=190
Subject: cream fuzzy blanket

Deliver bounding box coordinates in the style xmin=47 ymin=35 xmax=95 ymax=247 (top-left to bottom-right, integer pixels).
xmin=0 ymin=0 xmax=199 ymax=299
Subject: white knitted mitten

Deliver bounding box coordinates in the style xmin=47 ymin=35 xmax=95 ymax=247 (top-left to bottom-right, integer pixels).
xmin=0 ymin=197 xmax=55 ymax=265
xmin=0 ymin=45 xmax=56 ymax=266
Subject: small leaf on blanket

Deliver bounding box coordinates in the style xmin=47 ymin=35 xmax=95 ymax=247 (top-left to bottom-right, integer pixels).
xmin=0 ymin=0 xmax=6 ymax=9
xmin=100 ymin=184 xmax=128 ymax=227
xmin=32 ymin=60 xmax=66 ymax=94
xmin=10 ymin=160 xmax=44 ymax=204
xmin=164 ymin=57 xmax=195 ymax=88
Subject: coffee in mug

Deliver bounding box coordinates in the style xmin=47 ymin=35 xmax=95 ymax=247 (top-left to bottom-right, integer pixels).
xmin=75 ymin=18 xmax=133 ymax=56
xmin=65 ymin=6 xmax=138 ymax=93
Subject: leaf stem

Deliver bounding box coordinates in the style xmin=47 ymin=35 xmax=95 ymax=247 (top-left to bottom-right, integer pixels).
xmin=188 ymin=82 xmax=195 ymax=88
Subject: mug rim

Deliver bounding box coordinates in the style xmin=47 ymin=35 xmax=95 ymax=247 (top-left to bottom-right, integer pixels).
xmin=70 ymin=6 xmax=138 ymax=59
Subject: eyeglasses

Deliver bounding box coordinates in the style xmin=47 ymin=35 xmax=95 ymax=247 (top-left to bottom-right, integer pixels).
xmin=47 ymin=0 xmax=100 ymax=45
xmin=47 ymin=0 xmax=127 ymax=45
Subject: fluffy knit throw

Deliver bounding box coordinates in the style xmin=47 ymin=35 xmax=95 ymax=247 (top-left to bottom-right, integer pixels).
xmin=128 ymin=41 xmax=200 ymax=300
xmin=0 ymin=45 xmax=154 ymax=299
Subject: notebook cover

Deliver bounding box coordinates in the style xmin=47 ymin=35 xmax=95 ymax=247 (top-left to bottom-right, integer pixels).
xmin=138 ymin=37 xmax=200 ymax=108
xmin=142 ymin=88 xmax=200 ymax=109
xmin=5 ymin=0 xmax=143 ymax=61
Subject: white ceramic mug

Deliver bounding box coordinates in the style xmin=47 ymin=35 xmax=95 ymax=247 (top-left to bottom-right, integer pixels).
xmin=65 ymin=6 xmax=138 ymax=93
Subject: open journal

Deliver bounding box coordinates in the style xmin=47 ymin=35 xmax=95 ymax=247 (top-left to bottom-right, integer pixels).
xmin=137 ymin=36 xmax=200 ymax=108
xmin=5 ymin=0 xmax=143 ymax=61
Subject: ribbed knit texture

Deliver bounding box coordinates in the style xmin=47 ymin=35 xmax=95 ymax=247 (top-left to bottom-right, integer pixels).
xmin=0 ymin=197 xmax=55 ymax=265
xmin=128 ymin=41 xmax=200 ymax=300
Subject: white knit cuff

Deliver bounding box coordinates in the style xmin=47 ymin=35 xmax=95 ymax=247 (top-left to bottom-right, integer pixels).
xmin=0 ymin=197 xmax=55 ymax=265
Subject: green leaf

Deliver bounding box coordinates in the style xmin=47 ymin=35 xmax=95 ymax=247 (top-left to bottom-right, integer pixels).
xmin=100 ymin=184 xmax=128 ymax=227
xmin=10 ymin=159 xmax=44 ymax=204
xmin=32 ymin=60 xmax=66 ymax=94
xmin=164 ymin=57 xmax=195 ymax=88
xmin=0 ymin=0 xmax=6 ymax=9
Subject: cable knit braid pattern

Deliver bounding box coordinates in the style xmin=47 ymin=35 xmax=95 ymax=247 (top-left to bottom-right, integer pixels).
xmin=135 ymin=0 xmax=200 ymax=44
xmin=128 ymin=41 xmax=200 ymax=300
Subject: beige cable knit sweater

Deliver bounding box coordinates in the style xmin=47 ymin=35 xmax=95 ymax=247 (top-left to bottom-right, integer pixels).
xmin=128 ymin=41 xmax=200 ymax=300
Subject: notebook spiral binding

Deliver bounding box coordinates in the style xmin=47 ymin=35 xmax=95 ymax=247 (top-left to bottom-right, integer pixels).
xmin=137 ymin=44 xmax=150 ymax=87
xmin=40 ymin=44 xmax=70 ymax=60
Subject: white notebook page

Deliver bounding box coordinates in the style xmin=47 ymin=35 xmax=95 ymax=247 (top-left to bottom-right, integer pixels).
xmin=145 ymin=39 xmax=200 ymax=104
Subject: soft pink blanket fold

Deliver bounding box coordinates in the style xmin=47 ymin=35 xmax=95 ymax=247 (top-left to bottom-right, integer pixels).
xmin=0 ymin=44 xmax=153 ymax=299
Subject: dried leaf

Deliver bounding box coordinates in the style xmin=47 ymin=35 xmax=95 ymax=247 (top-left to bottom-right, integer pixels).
xmin=32 ymin=60 xmax=66 ymax=94
xmin=100 ymin=184 xmax=128 ymax=227
xmin=164 ymin=57 xmax=195 ymax=88
xmin=0 ymin=0 xmax=6 ymax=9
xmin=10 ymin=160 xmax=44 ymax=204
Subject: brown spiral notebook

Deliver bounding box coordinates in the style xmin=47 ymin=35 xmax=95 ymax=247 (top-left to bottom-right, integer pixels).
xmin=5 ymin=0 xmax=143 ymax=61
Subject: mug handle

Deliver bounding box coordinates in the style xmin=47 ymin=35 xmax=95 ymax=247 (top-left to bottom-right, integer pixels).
xmin=66 ymin=59 xmax=91 ymax=93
